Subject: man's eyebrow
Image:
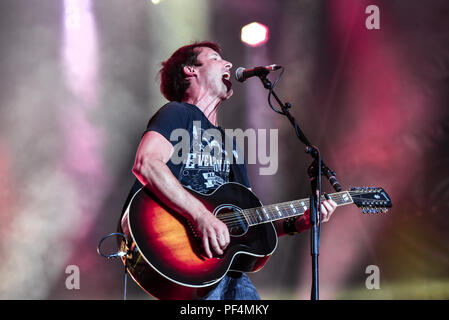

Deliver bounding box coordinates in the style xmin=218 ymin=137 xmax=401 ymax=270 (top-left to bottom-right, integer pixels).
xmin=209 ymin=52 xmax=221 ymax=58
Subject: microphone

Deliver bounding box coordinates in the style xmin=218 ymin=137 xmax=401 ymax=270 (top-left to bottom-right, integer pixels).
xmin=235 ymin=64 xmax=282 ymax=82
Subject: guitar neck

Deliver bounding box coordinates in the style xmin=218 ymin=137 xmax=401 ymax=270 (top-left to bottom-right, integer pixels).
xmin=242 ymin=191 xmax=354 ymax=226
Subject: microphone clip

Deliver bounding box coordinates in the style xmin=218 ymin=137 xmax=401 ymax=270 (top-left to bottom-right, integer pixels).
xmin=258 ymin=74 xmax=272 ymax=90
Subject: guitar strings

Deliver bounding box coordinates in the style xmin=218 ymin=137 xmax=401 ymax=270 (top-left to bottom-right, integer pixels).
xmin=218 ymin=198 xmax=375 ymax=226
xmin=217 ymin=195 xmax=342 ymax=227
xmin=215 ymin=192 xmax=388 ymax=228
xmin=217 ymin=194 xmax=347 ymax=225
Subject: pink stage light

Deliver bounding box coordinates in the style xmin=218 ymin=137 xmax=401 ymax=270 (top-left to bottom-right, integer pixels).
xmin=241 ymin=22 xmax=269 ymax=47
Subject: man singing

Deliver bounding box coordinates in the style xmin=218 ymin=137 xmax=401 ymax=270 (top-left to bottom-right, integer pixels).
xmin=121 ymin=41 xmax=337 ymax=300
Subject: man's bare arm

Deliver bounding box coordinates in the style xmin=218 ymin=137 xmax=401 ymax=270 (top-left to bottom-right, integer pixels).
xmin=132 ymin=131 xmax=230 ymax=258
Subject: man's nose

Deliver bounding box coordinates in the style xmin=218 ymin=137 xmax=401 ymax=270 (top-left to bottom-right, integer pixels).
xmin=224 ymin=60 xmax=232 ymax=69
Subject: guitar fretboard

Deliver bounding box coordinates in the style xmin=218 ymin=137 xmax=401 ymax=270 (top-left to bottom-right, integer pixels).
xmin=241 ymin=191 xmax=354 ymax=226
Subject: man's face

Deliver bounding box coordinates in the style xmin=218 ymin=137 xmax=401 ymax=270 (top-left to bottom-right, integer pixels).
xmin=194 ymin=46 xmax=233 ymax=100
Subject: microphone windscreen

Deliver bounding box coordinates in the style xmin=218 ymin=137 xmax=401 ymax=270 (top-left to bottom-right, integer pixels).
xmin=235 ymin=67 xmax=245 ymax=82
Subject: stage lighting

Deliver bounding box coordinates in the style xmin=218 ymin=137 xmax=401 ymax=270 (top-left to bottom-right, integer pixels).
xmin=241 ymin=22 xmax=269 ymax=47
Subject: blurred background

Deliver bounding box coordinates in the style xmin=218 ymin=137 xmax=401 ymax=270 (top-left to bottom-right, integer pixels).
xmin=0 ymin=0 xmax=448 ymax=299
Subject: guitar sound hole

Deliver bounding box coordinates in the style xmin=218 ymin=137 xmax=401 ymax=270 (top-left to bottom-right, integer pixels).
xmin=215 ymin=205 xmax=248 ymax=237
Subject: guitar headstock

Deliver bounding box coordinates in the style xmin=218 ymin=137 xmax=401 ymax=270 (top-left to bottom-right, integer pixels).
xmin=349 ymin=187 xmax=392 ymax=214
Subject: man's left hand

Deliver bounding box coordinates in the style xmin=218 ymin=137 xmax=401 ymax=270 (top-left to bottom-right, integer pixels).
xmin=295 ymin=199 xmax=338 ymax=232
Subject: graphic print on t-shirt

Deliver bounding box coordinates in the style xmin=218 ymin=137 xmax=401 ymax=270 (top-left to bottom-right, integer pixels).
xmin=178 ymin=121 xmax=232 ymax=194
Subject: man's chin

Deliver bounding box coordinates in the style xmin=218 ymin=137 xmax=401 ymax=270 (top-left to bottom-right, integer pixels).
xmin=222 ymin=78 xmax=233 ymax=100
xmin=224 ymin=88 xmax=233 ymax=100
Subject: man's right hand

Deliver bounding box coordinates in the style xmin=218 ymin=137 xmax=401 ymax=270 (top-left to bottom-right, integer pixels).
xmin=193 ymin=211 xmax=230 ymax=259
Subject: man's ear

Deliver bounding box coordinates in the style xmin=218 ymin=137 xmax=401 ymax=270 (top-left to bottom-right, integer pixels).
xmin=183 ymin=65 xmax=197 ymax=78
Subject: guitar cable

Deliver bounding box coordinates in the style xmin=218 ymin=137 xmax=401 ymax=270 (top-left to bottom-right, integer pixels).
xmin=97 ymin=232 xmax=129 ymax=300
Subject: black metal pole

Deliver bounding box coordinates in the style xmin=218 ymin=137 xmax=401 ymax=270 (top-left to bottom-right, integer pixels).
xmin=256 ymin=74 xmax=340 ymax=300
xmin=310 ymin=193 xmax=319 ymax=300
xmin=308 ymin=151 xmax=322 ymax=300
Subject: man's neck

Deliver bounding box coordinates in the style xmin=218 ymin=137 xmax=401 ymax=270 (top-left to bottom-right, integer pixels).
xmin=183 ymin=95 xmax=221 ymax=127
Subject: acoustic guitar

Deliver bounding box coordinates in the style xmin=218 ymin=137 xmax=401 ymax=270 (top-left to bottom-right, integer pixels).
xmin=119 ymin=182 xmax=392 ymax=299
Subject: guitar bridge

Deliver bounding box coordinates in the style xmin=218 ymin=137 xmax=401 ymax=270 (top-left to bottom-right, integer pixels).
xmin=187 ymin=219 xmax=200 ymax=239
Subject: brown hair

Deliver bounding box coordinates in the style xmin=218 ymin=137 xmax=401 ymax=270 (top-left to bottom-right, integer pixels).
xmin=159 ymin=41 xmax=222 ymax=102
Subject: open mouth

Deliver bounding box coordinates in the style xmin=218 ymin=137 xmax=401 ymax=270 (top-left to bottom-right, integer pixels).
xmin=222 ymin=72 xmax=232 ymax=91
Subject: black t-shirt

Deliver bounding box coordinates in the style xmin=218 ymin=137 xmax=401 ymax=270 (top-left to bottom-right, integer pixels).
xmin=121 ymin=102 xmax=251 ymax=215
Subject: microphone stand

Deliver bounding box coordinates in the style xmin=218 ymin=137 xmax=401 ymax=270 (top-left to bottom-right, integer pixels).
xmin=257 ymin=74 xmax=342 ymax=300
